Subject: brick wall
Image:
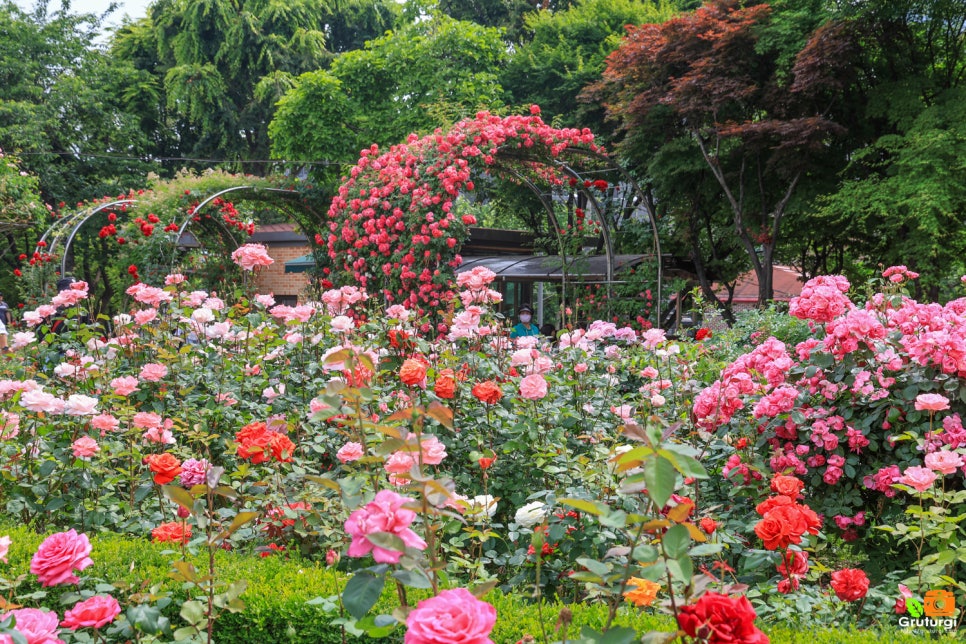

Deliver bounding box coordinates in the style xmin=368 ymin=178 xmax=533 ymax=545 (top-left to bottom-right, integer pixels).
xmin=254 ymin=244 xmax=311 ymax=300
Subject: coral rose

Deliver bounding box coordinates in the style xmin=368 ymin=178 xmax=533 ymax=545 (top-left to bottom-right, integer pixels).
xmin=471 ymin=381 xmax=502 ymax=405
xmin=898 ymin=465 xmax=937 ymax=492
xmin=404 ymin=588 xmax=496 ymax=644
xmin=677 ymin=592 xmax=769 ymax=644
xmin=399 ymin=358 xmax=428 ymax=387
xmin=434 ymin=368 xmax=457 ymax=399
xmin=754 ymin=504 xmax=820 ymax=551
xmin=152 ymin=522 xmax=191 ymax=544
xmin=231 ymin=243 xmax=274 ymax=270
xmin=30 ymin=529 xmax=93 ymax=587
xmin=235 ymin=421 xmax=273 ymax=464
xmin=344 ymin=490 xmax=426 ymax=564
xmin=61 ymin=595 xmax=121 ymax=630
xmin=830 ymin=568 xmax=869 ymax=602
xmin=145 ymin=453 xmax=182 ymax=485
xmin=770 ymin=475 xmax=804 ymax=499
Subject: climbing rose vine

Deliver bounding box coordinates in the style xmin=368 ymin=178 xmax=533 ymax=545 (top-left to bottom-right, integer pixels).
xmin=323 ymin=109 xmax=597 ymax=316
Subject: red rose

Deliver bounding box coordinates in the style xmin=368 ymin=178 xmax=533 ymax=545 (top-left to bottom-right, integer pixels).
xmin=145 ymin=453 xmax=182 ymax=485
xmin=695 ymin=328 xmax=712 ymax=341
xmin=235 ymin=421 xmax=273 ymax=464
xmin=269 ymin=432 xmax=296 ymax=462
xmin=776 ymin=550 xmax=809 ymax=578
xmin=755 ymin=495 xmax=794 ymax=517
xmin=471 ymin=381 xmax=503 ymax=405
xmin=677 ymin=592 xmax=769 ymax=643
xmin=830 ymin=568 xmax=869 ymax=602
xmin=754 ymin=505 xmax=809 ymax=551
xmin=699 ymin=517 xmax=717 ymax=534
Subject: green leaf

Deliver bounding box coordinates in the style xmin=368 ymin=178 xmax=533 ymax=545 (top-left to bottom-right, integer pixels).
xmin=578 ymin=625 xmax=639 ymax=644
xmin=343 ymin=570 xmax=387 ymax=620
xmin=662 ymin=524 xmax=691 ymax=559
xmin=365 ymin=531 xmax=407 ymax=554
xmin=644 ymin=455 xmax=676 ymax=508
xmin=576 ymin=557 xmax=611 ymax=576
xmin=180 ymin=600 xmax=206 ymax=625
xmin=391 ymin=569 xmax=432 ymax=589
xmin=558 ymin=498 xmax=606 ymax=516
xmin=162 ymin=485 xmax=196 ymax=515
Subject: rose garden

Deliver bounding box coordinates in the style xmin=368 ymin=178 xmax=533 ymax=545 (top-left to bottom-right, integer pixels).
xmin=0 ymin=109 xmax=962 ymax=643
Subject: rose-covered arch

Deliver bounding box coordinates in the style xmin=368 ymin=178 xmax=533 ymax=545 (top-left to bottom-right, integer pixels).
xmin=323 ymin=109 xmax=663 ymax=322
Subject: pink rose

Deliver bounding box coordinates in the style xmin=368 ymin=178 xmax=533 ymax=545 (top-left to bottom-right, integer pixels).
xmin=404 ymin=588 xmax=496 ymax=644
xmin=60 ymin=595 xmax=121 ymax=630
xmin=134 ymin=308 xmax=157 ymax=325
xmin=110 ymin=376 xmax=140 ymax=396
xmin=924 ymin=451 xmax=964 ymax=475
xmin=344 ymin=490 xmax=426 ymax=563
xmin=180 ymin=458 xmax=210 ymax=487
xmin=337 ymin=442 xmax=364 ymax=463
xmin=132 ymin=412 xmax=162 ymax=430
xmin=0 ymin=608 xmax=63 ymax=644
xmin=90 ymin=413 xmax=120 ymax=434
xmin=64 ymin=394 xmax=98 ymax=416
xmin=915 ymin=393 xmax=950 ymax=412
xmin=30 ymin=529 xmax=93 ymax=586
xmin=0 ymin=535 xmax=10 ymax=563
xmin=898 ymin=465 xmax=937 ymax=493
xmin=519 ymin=374 xmax=548 ymax=400
xmin=164 ymin=273 xmax=186 ymax=285
xmin=231 ymin=243 xmax=274 ymax=271
xmin=139 ymin=363 xmax=168 ymax=382
xmin=71 ymin=436 xmax=99 ymax=459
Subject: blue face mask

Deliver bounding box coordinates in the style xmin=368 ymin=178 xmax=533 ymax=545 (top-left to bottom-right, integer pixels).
xmin=520 ymin=314 xmax=532 ymax=323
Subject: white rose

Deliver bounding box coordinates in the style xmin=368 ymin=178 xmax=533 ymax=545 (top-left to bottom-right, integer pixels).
xmin=514 ymin=501 xmax=548 ymax=528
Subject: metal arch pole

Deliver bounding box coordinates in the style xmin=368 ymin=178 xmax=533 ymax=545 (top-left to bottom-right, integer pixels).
xmin=561 ymin=146 xmax=663 ymax=328
xmin=57 ymin=200 xmax=138 ymax=277
xmin=555 ymin=162 xmax=615 ymax=316
xmin=174 ymin=185 xmax=303 ymax=240
xmin=499 ymin=166 xmax=570 ymax=321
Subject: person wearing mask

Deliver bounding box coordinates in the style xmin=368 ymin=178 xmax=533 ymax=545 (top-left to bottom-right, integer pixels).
xmin=510 ymin=304 xmax=540 ymax=338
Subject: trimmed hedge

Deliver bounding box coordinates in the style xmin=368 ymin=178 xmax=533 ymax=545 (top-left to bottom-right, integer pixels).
xmin=0 ymin=526 xmax=957 ymax=643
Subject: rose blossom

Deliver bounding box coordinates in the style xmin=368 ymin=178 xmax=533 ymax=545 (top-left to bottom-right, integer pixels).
xmin=924 ymin=451 xmax=964 ymax=475
xmin=0 ymin=535 xmax=10 ymax=563
xmin=180 ymin=458 xmax=210 ymax=487
xmin=404 ymin=588 xmax=496 ymax=644
xmin=337 ymin=442 xmax=364 ymax=463
xmin=231 ymin=243 xmax=274 ymax=270
xmin=915 ymin=393 xmax=950 ymax=412
xmin=344 ymin=490 xmax=426 ymax=564
xmin=830 ymin=568 xmax=870 ymax=602
xmin=152 ymin=522 xmax=191 ymax=544
xmin=514 ymin=501 xmax=548 ymax=528
xmin=519 ymin=374 xmax=548 ymax=400
xmin=898 ymin=465 xmax=937 ymax=492
xmin=90 ymin=413 xmax=120 ymax=434
xmin=0 ymin=608 xmax=63 ymax=644
xmin=71 ymin=436 xmax=99 ymax=459
xmin=64 ymin=394 xmax=98 ymax=416
xmin=139 ymin=363 xmax=168 ymax=382
xmin=60 ymin=595 xmax=121 ymax=630
xmin=110 ymin=376 xmax=140 ymax=396
xmin=145 ymin=453 xmax=181 ymax=485
xmin=676 ymin=592 xmax=768 ymax=644
xmin=30 ymin=529 xmax=93 ymax=586
xmin=471 ymin=381 xmax=502 ymax=404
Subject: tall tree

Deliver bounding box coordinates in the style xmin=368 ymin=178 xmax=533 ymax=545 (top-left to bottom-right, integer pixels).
xmin=270 ymin=13 xmax=508 ymax=188
xmin=0 ymin=0 xmax=155 ymax=204
xmin=110 ymin=0 xmax=399 ymax=172
xmin=502 ymin=0 xmax=677 ymax=141
xmin=588 ymin=0 xmax=856 ymax=305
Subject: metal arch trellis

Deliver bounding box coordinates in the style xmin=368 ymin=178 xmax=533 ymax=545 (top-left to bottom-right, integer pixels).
xmin=35 ymin=186 xmax=310 ymax=285
xmin=490 ymin=145 xmax=664 ymax=324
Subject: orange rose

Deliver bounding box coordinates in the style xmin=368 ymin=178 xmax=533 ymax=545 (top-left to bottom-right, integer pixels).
xmin=754 ymin=504 xmax=818 ymax=551
xmin=770 ymin=475 xmax=804 ymax=498
xmin=145 ymin=453 xmax=182 ymax=485
xmin=471 ymin=381 xmax=502 ymax=405
xmin=623 ymin=577 xmax=660 ymax=607
xmin=434 ymin=369 xmax=457 ymax=399
xmin=399 ymin=358 xmax=428 ymax=386
xmin=152 ymin=521 xmax=192 ymax=544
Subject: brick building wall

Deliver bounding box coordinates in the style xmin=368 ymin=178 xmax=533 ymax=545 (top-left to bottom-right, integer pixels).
xmin=254 ymin=243 xmax=311 ymax=301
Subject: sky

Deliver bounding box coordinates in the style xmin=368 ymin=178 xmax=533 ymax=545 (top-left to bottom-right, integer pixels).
xmin=16 ymin=0 xmax=153 ymax=31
